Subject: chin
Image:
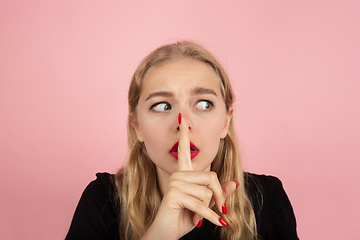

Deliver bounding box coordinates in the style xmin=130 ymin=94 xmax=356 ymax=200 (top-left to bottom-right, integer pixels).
xmin=191 ymin=161 xmax=212 ymax=172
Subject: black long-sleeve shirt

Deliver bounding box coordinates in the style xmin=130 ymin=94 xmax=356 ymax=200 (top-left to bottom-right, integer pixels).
xmin=66 ymin=172 xmax=299 ymax=240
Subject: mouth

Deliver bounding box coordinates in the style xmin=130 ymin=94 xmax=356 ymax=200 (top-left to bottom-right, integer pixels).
xmin=169 ymin=141 xmax=199 ymax=160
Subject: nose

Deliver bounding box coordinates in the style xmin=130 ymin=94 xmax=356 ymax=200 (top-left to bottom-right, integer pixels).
xmin=176 ymin=111 xmax=192 ymax=131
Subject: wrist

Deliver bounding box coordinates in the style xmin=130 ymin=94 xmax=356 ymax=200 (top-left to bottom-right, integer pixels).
xmin=140 ymin=219 xmax=178 ymax=240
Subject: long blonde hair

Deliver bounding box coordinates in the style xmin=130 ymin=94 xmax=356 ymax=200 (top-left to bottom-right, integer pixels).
xmin=115 ymin=41 xmax=257 ymax=240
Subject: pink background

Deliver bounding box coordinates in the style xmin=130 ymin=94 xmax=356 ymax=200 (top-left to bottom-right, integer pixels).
xmin=1 ymin=1 xmax=359 ymax=239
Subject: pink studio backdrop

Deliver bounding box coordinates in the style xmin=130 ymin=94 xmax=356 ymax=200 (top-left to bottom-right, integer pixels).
xmin=1 ymin=1 xmax=359 ymax=239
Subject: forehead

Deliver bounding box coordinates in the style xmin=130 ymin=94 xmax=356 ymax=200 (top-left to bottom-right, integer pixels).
xmin=141 ymin=58 xmax=222 ymax=95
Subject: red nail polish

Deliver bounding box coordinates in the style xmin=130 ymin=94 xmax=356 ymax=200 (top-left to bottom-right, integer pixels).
xmin=222 ymin=203 xmax=227 ymax=214
xmin=178 ymin=113 xmax=182 ymax=124
xmin=219 ymin=217 xmax=227 ymax=226
xmin=233 ymin=180 xmax=239 ymax=189
xmin=196 ymin=219 xmax=203 ymax=228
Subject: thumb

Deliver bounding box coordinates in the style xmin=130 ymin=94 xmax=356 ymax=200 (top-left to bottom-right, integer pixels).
xmin=194 ymin=180 xmax=239 ymax=227
xmin=221 ymin=180 xmax=239 ymax=198
xmin=208 ymin=180 xmax=239 ymax=209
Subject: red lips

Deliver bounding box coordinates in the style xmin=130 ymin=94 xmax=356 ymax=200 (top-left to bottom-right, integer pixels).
xmin=169 ymin=141 xmax=199 ymax=160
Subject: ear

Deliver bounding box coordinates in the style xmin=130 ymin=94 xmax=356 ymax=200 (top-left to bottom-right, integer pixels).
xmin=130 ymin=113 xmax=144 ymax=142
xmin=220 ymin=107 xmax=233 ymax=139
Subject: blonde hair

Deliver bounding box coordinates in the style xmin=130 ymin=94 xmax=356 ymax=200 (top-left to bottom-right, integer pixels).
xmin=115 ymin=41 xmax=257 ymax=240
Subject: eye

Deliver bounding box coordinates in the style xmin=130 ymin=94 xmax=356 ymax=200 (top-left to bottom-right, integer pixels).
xmin=150 ymin=102 xmax=171 ymax=112
xmin=195 ymin=100 xmax=213 ymax=111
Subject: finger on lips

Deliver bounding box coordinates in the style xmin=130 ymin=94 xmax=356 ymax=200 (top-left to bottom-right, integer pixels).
xmin=177 ymin=113 xmax=193 ymax=172
xmin=174 ymin=113 xmax=228 ymax=227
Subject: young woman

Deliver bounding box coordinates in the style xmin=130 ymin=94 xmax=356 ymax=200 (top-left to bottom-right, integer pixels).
xmin=66 ymin=41 xmax=299 ymax=240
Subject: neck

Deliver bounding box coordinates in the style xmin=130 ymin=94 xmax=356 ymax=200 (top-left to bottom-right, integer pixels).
xmin=155 ymin=166 xmax=171 ymax=197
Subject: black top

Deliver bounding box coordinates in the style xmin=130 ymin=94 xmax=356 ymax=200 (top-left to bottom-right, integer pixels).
xmin=66 ymin=173 xmax=299 ymax=240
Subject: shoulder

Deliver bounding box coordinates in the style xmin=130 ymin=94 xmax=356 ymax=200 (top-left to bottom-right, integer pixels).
xmin=245 ymin=173 xmax=292 ymax=205
xmin=84 ymin=172 xmax=115 ymax=196
xmin=244 ymin=173 xmax=284 ymax=207
xmin=245 ymin=172 xmax=283 ymax=189
xmin=78 ymin=172 xmax=117 ymax=208
xmin=66 ymin=172 xmax=119 ymax=240
xmin=245 ymin=172 xmax=299 ymax=240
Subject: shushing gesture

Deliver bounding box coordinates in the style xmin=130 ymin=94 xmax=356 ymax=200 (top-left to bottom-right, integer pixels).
xmin=141 ymin=114 xmax=238 ymax=240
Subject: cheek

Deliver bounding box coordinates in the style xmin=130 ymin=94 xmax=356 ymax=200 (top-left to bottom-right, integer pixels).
xmin=199 ymin=115 xmax=225 ymax=138
xmin=140 ymin=121 xmax=161 ymax=143
xmin=139 ymin=118 xmax=170 ymax=153
xmin=207 ymin=138 xmax=221 ymax=159
xmin=197 ymin=118 xmax=224 ymax=156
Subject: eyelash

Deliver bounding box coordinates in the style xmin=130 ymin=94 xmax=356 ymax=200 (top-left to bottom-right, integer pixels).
xmin=195 ymin=100 xmax=214 ymax=111
xmin=149 ymin=100 xmax=214 ymax=112
xmin=149 ymin=102 xmax=171 ymax=112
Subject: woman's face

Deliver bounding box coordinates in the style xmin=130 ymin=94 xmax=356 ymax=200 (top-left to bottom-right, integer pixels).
xmin=133 ymin=58 xmax=232 ymax=176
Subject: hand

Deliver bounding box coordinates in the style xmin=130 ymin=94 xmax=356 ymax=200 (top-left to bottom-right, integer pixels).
xmin=141 ymin=115 xmax=237 ymax=240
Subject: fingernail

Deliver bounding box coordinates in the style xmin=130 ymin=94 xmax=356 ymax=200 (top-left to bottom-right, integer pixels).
xmin=219 ymin=217 xmax=227 ymax=226
xmin=233 ymin=180 xmax=239 ymax=189
xmin=222 ymin=203 xmax=227 ymax=214
xmin=178 ymin=113 xmax=182 ymax=124
xmin=196 ymin=219 xmax=203 ymax=228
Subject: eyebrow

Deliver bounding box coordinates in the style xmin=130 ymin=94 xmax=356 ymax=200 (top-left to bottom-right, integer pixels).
xmin=145 ymin=91 xmax=173 ymax=101
xmin=145 ymin=87 xmax=217 ymax=101
xmin=190 ymin=87 xmax=217 ymax=97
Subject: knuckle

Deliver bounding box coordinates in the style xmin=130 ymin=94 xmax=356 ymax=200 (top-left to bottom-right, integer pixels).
xmin=194 ymin=200 xmax=206 ymax=210
xmin=168 ymin=179 xmax=181 ymax=189
xmin=166 ymin=185 xmax=179 ymax=196
xmin=205 ymin=188 xmax=213 ymax=199
xmin=209 ymin=171 xmax=218 ymax=182
xmin=170 ymin=172 xmax=180 ymax=179
xmin=167 ymin=180 xmax=176 ymax=189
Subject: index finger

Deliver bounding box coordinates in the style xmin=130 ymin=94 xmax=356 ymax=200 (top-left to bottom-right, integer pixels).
xmin=177 ymin=115 xmax=193 ymax=171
